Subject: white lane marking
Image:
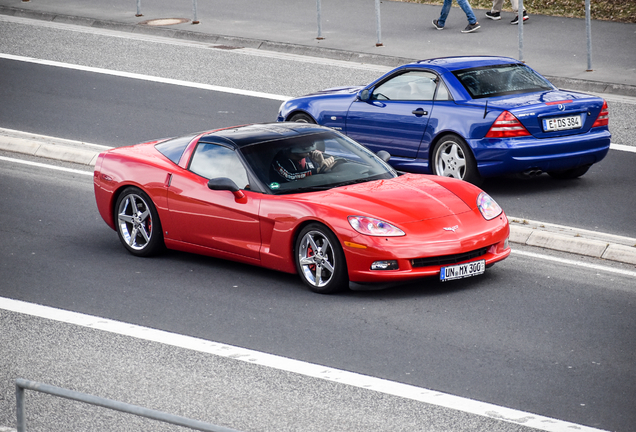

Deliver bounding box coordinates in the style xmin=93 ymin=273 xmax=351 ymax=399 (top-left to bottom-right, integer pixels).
xmin=0 ymin=155 xmax=93 ymax=176
xmin=512 ymin=249 xmax=636 ymax=278
xmin=0 ymin=53 xmax=290 ymax=102
xmin=0 ymin=296 xmax=608 ymax=432
xmin=610 ymin=143 xmax=636 ymax=153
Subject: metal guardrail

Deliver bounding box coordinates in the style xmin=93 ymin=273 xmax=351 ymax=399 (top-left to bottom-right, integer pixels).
xmin=15 ymin=378 xmax=243 ymax=432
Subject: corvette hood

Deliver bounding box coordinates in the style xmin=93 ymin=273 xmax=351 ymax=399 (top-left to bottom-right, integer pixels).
xmin=306 ymin=174 xmax=474 ymax=224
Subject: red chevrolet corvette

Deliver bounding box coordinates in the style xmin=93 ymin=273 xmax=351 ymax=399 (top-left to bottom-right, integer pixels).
xmin=94 ymin=123 xmax=510 ymax=293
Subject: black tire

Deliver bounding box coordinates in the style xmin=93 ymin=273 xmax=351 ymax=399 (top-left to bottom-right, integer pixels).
xmin=114 ymin=187 xmax=164 ymax=257
xmin=431 ymin=135 xmax=482 ymax=185
xmin=289 ymin=112 xmax=316 ymax=124
xmin=547 ymin=165 xmax=590 ymax=180
xmin=295 ymin=223 xmax=348 ymax=294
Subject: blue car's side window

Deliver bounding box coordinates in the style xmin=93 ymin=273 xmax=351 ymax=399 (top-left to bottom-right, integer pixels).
xmin=372 ymin=71 xmax=438 ymax=101
xmin=434 ymin=79 xmax=452 ymax=101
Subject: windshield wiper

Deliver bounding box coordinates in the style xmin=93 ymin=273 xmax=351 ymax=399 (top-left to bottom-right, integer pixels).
xmin=331 ymin=178 xmax=372 ymax=188
xmin=275 ymin=178 xmax=377 ymax=194
xmin=276 ymin=185 xmax=334 ymax=194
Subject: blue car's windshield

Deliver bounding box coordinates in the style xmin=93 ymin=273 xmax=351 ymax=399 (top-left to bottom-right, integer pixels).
xmin=240 ymin=130 xmax=397 ymax=194
xmin=454 ymin=64 xmax=554 ymax=99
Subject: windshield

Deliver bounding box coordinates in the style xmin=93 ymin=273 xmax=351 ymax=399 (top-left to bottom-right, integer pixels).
xmin=454 ymin=64 xmax=554 ymax=99
xmin=240 ymin=131 xmax=397 ymax=194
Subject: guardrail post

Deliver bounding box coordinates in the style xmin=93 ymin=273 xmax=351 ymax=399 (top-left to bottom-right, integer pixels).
xmin=517 ymin=0 xmax=524 ymax=62
xmin=192 ymin=0 xmax=200 ymax=24
xmin=16 ymin=382 xmax=26 ymax=432
xmin=374 ymin=0 xmax=383 ymax=47
xmin=316 ymin=0 xmax=324 ymax=40
xmin=585 ymin=0 xmax=593 ymax=71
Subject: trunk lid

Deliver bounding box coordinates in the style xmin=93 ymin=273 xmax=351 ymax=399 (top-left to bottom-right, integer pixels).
xmin=489 ymin=90 xmax=606 ymax=138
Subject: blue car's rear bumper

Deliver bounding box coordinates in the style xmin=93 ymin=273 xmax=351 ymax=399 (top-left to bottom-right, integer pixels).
xmin=469 ymin=128 xmax=611 ymax=177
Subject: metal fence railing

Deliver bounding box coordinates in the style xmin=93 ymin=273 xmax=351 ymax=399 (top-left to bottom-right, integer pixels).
xmin=15 ymin=378 xmax=243 ymax=432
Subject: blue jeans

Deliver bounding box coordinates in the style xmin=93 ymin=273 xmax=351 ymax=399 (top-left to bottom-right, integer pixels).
xmin=437 ymin=0 xmax=477 ymax=26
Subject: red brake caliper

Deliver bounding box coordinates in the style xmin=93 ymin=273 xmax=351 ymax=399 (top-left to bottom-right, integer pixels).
xmin=307 ymin=244 xmax=316 ymax=272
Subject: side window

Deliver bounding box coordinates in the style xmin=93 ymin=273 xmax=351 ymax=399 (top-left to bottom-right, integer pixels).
xmin=189 ymin=143 xmax=249 ymax=189
xmin=434 ymin=79 xmax=452 ymax=101
xmin=372 ymin=71 xmax=439 ymax=101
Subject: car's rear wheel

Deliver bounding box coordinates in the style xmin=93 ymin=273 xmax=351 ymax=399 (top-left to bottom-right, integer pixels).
xmin=295 ymin=223 xmax=348 ymax=294
xmin=115 ymin=187 xmax=164 ymax=257
xmin=547 ymin=165 xmax=591 ymax=179
xmin=432 ymin=135 xmax=482 ymax=185
xmin=289 ymin=112 xmax=316 ymax=123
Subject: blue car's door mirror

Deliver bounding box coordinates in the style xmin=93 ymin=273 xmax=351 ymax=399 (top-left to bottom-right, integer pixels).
xmin=358 ymin=89 xmax=371 ymax=101
xmin=376 ymin=150 xmax=391 ymax=163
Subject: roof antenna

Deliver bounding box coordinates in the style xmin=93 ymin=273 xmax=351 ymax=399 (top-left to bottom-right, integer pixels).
xmin=483 ymin=100 xmax=489 ymax=119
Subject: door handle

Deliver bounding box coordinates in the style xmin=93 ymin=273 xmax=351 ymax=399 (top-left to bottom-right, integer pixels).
xmin=412 ymin=109 xmax=428 ymax=116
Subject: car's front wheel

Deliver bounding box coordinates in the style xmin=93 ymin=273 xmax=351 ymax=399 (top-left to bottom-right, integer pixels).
xmin=289 ymin=113 xmax=316 ymax=124
xmin=432 ymin=135 xmax=482 ymax=185
xmin=115 ymin=187 xmax=164 ymax=257
xmin=295 ymin=223 xmax=348 ymax=294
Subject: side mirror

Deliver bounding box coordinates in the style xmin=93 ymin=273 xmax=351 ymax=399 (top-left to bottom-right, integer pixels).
xmin=376 ymin=150 xmax=391 ymax=163
xmin=207 ymin=177 xmax=246 ymax=200
xmin=358 ymin=89 xmax=371 ymax=102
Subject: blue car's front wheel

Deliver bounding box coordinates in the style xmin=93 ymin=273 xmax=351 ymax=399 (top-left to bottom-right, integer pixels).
xmin=289 ymin=112 xmax=316 ymax=123
xmin=432 ymin=135 xmax=482 ymax=185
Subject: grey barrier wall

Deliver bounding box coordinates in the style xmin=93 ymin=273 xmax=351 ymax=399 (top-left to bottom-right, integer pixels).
xmin=15 ymin=378 xmax=243 ymax=432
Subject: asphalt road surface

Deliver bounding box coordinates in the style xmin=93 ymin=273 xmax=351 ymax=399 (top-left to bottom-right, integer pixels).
xmin=1 ymin=15 xmax=636 ymax=432
xmin=1 ymin=152 xmax=635 ymax=432
xmin=1 ymin=55 xmax=635 ymax=238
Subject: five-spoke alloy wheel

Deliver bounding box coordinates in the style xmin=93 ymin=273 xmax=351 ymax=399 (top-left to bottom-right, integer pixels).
xmin=432 ymin=135 xmax=481 ymax=185
xmin=295 ymin=223 xmax=348 ymax=294
xmin=115 ymin=187 xmax=164 ymax=257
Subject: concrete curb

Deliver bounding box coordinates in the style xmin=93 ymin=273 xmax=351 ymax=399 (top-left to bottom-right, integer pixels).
xmin=0 ymin=128 xmax=109 ymax=166
xmin=508 ymin=218 xmax=636 ymax=266
xmin=2 ymin=128 xmax=635 ymax=267
xmin=2 ymin=5 xmax=636 ymax=98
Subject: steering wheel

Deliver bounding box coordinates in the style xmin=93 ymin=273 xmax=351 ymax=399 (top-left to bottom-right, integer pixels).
xmin=321 ymin=157 xmax=347 ymax=173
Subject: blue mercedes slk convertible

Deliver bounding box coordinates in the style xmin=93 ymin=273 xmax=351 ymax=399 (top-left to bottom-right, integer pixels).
xmin=277 ymin=56 xmax=611 ymax=184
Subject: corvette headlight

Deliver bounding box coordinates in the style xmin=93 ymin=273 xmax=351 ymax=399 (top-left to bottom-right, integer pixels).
xmin=477 ymin=192 xmax=503 ymax=220
xmin=348 ymin=216 xmax=405 ymax=236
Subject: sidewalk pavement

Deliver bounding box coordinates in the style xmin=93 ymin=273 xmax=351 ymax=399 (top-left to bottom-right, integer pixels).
xmin=0 ymin=0 xmax=635 ymax=97
xmin=2 ymin=127 xmax=635 ymax=267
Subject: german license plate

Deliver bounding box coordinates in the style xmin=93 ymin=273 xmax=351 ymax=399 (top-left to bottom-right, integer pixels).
xmin=543 ymin=115 xmax=582 ymax=132
xmin=440 ymin=260 xmax=485 ymax=282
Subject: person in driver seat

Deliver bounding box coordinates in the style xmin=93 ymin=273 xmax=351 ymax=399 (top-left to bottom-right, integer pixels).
xmin=270 ymin=142 xmax=336 ymax=182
